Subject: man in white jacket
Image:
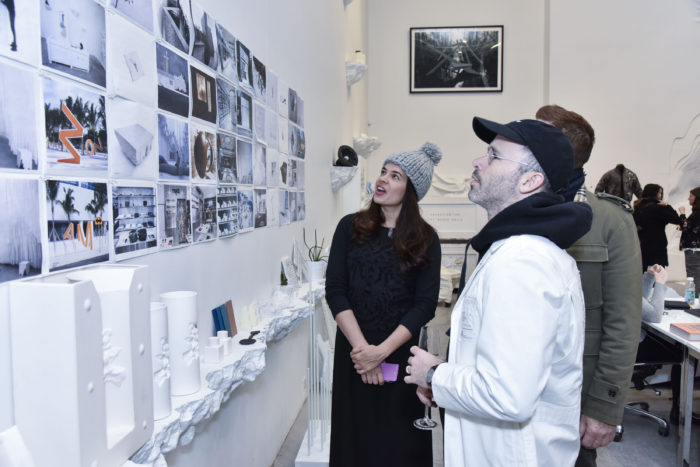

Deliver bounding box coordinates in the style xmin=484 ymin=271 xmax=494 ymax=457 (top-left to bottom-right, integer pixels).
xmin=405 ymin=117 xmax=592 ymax=466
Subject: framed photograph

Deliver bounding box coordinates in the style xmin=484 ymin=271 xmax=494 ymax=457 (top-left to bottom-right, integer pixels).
xmin=410 ymin=26 xmax=503 ymax=93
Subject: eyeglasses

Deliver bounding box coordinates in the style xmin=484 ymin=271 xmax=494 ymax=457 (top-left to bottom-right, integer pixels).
xmin=485 ymin=147 xmax=534 ymax=168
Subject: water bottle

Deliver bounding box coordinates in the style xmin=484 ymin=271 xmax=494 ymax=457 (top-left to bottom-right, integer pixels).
xmin=686 ymin=277 xmax=696 ymax=306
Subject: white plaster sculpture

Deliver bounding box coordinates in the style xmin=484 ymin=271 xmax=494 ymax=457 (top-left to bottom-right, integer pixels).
xmin=9 ymin=264 xmax=153 ymax=467
xmin=330 ymin=165 xmax=358 ymax=192
xmin=428 ymin=169 xmax=471 ymax=198
xmin=150 ymin=302 xmax=172 ymax=421
xmin=114 ymin=124 xmax=154 ymax=166
xmin=352 ymin=134 xmax=381 ymax=158
xmin=345 ymin=61 xmax=367 ymax=87
xmin=160 ymin=291 xmax=201 ymax=396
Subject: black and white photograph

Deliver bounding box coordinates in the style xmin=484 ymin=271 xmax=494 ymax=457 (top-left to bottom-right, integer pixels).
xmin=190 ymin=2 xmax=217 ymax=70
xmin=296 ymin=96 xmax=304 ymax=128
xmin=237 ymin=186 xmax=253 ymax=231
xmin=278 ymin=189 xmax=289 ymax=225
xmin=236 ymin=138 xmax=252 ymax=184
xmin=236 ymin=39 xmax=253 ymax=91
xmin=46 ymin=180 xmax=110 ymax=271
xmin=157 ymin=43 xmax=190 ymax=117
xmin=217 ymin=132 xmax=236 ymax=183
xmin=108 ymin=98 xmax=157 ymax=179
xmin=236 ymin=89 xmax=253 ymax=138
xmin=107 ymin=14 xmax=156 ymax=106
xmin=288 ymin=122 xmax=305 ymax=158
xmin=112 ymin=184 xmax=157 ymax=259
xmin=157 ymin=113 xmax=189 ymax=180
xmin=288 ymin=87 xmax=300 ymax=125
xmin=253 ymin=142 xmax=266 ymax=186
xmin=157 ymin=183 xmax=191 ymax=249
xmin=266 ymin=188 xmax=278 ymax=227
xmin=0 ymin=62 xmax=39 ymax=171
xmin=252 ymin=56 xmax=266 ymax=101
xmin=277 ymin=79 xmax=288 ymax=117
xmin=40 ymin=0 xmax=107 ymax=88
xmin=266 ymin=148 xmax=278 ymax=187
xmin=278 ymin=152 xmax=290 ymax=187
xmin=216 ymin=23 xmax=236 ymax=83
xmin=0 ymin=0 xmax=40 ymax=65
xmin=190 ymin=64 xmax=217 ymax=124
xmin=189 ymin=124 xmax=217 ymax=183
xmin=43 ymin=76 xmax=108 ymax=176
xmin=288 ymin=190 xmax=297 ymax=222
xmin=266 ymin=69 xmax=277 ymax=111
xmin=253 ymin=101 xmax=266 ymax=144
xmin=253 ymin=187 xmax=266 ymax=228
xmin=191 ymin=184 xmax=217 ymax=242
xmin=266 ymin=108 xmax=278 ymax=151
xmin=0 ymin=177 xmax=42 ymax=282
xmin=296 ymin=191 xmax=306 ymax=221
xmin=157 ymin=0 xmax=191 ymax=54
xmin=216 ymin=77 xmax=236 ymax=132
xmin=278 ymin=117 xmax=288 ymax=154
xmin=291 ymin=158 xmax=304 ymax=189
xmin=216 ymin=185 xmax=237 ymax=237
xmin=410 ymin=26 xmax=503 ymax=93
xmin=111 ymin=0 xmax=153 ymax=33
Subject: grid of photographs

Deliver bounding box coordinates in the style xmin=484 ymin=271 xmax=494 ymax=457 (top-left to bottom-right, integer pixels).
xmin=0 ymin=0 xmax=308 ymax=279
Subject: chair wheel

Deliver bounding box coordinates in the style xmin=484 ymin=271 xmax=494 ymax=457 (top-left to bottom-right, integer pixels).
xmin=614 ymin=424 xmax=624 ymax=442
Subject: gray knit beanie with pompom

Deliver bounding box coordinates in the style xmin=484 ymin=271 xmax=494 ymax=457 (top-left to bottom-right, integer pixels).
xmin=383 ymin=142 xmax=442 ymax=201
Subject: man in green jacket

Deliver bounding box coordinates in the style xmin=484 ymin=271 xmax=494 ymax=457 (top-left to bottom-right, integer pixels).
xmin=536 ymin=105 xmax=642 ymax=467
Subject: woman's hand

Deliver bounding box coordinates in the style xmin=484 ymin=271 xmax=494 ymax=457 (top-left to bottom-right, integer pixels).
xmin=351 ymin=344 xmax=388 ymax=374
xmin=360 ymin=365 xmax=385 ymax=385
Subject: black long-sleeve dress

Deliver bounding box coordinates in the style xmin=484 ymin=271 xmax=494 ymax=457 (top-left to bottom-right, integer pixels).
xmin=325 ymin=213 xmax=441 ymax=467
xmin=633 ymin=199 xmax=682 ymax=269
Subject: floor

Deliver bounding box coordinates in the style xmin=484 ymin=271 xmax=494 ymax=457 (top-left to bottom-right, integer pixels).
xmin=273 ymin=293 xmax=700 ymax=467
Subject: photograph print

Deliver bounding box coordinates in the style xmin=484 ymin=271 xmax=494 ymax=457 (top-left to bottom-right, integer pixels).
xmin=236 ymin=89 xmax=253 ymax=138
xmin=253 ymin=101 xmax=266 ymax=144
xmin=46 ymin=180 xmax=110 ymax=271
xmin=278 ymin=117 xmax=288 ymax=155
xmin=266 ymin=69 xmax=277 ymax=111
xmin=252 ymin=142 xmax=266 ymax=186
xmin=266 ymin=188 xmax=278 ymax=227
xmin=189 ymin=2 xmax=217 ymax=70
xmin=191 ymin=184 xmax=217 ymax=243
xmin=252 ymin=56 xmax=266 ymax=101
xmin=157 ymin=183 xmax=191 ymax=249
xmin=43 ymin=76 xmax=108 ymax=176
xmin=216 ymin=77 xmax=236 ymax=132
xmin=278 ymin=152 xmax=290 ymax=187
xmin=288 ymin=122 xmax=305 ymax=159
xmin=108 ymin=98 xmax=157 ymax=179
xmin=265 ymin=108 xmax=278 ymax=151
xmin=0 ymin=177 xmax=42 ymax=283
xmin=107 ymin=14 xmax=157 ymax=106
xmin=266 ymin=148 xmax=278 ymax=187
xmin=40 ymin=0 xmax=107 ymax=88
xmin=0 ymin=0 xmax=40 ymax=65
xmin=410 ymin=26 xmax=503 ymax=93
xmin=291 ymin=158 xmax=304 ymax=189
xmin=236 ymin=39 xmax=252 ymax=91
xmin=112 ymin=184 xmax=158 ymax=260
xmin=277 ymin=79 xmax=288 ymax=117
xmin=157 ymin=43 xmax=190 ymax=117
xmin=237 ymin=186 xmax=253 ymax=231
xmin=0 ymin=61 xmax=39 ymax=171
xmin=253 ymin=188 xmax=266 ymax=228
xmin=157 ymin=0 xmax=192 ymax=54
xmin=217 ymin=132 xmax=236 ymax=183
xmin=189 ymin=124 xmax=217 ymax=183
xmin=288 ymin=88 xmax=300 ymax=125
xmin=278 ymin=189 xmax=289 ymax=225
xmin=111 ymin=0 xmax=154 ymax=33
xmin=236 ymin=138 xmax=252 ymax=184
xmin=216 ymin=23 xmax=236 ymax=83
xmin=157 ymin=113 xmax=189 ymax=180
xmin=216 ymin=185 xmax=237 ymax=238
xmin=190 ymin=64 xmax=217 ymax=124
xmin=296 ymin=191 xmax=306 ymax=221
xmin=288 ymin=190 xmax=297 ymax=222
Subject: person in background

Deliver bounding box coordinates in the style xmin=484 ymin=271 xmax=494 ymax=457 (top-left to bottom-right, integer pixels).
xmin=406 ymin=117 xmax=592 ymax=466
xmin=633 ymin=183 xmax=682 ymax=270
xmin=679 ymin=186 xmax=700 ymax=296
xmin=535 ymin=105 xmax=642 ymax=467
xmin=595 ymin=163 xmax=643 ymax=202
xmin=325 ymin=142 xmax=442 ymax=467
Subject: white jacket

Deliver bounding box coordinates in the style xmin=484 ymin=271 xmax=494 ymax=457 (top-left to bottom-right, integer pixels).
xmin=432 ymin=235 xmax=585 ymax=467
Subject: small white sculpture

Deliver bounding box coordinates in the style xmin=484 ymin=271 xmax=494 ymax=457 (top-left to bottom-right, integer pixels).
xmin=345 ymin=61 xmax=367 ymax=87
xmin=353 ymin=134 xmax=381 ymax=158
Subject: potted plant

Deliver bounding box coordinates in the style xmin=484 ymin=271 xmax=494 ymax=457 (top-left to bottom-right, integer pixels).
xmin=303 ymin=228 xmax=327 ymax=284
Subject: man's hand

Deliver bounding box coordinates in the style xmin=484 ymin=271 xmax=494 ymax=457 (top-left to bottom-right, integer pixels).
xmin=416 ymin=386 xmax=436 ymax=407
xmin=579 ymin=415 xmax=616 ymax=449
xmin=360 ymin=364 xmax=384 ymax=385
xmin=404 ymin=346 xmax=444 ymax=389
xmin=351 ymin=344 xmax=387 ymax=374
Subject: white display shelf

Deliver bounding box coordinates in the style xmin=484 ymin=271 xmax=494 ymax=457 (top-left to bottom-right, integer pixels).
xmin=126 ymin=286 xmax=321 ymax=467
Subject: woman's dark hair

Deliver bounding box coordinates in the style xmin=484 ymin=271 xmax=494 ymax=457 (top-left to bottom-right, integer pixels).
xmin=641 ymin=183 xmax=663 ymax=199
xmin=691 ymin=187 xmax=700 ymax=210
xmin=353 ymin=181 xmax=435 ymax=271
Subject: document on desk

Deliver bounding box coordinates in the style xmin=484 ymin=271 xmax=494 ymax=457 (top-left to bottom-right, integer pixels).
xmin=669 ymin=322 xmax=700 ymax=340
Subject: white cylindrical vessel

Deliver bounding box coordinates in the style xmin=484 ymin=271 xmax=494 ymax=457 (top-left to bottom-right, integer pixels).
xmin=305 ymin=260 xmax=325 ymax=284
xmin=150 ymin=302 xmax=172 ymax=419
xmin=160 ymin=291 xmax=200 ymax=396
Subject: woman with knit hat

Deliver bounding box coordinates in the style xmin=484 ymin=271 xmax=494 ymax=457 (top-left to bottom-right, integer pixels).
xmin=679 ymin=186 xmax=700 ymax=296
xmin=325 ymin=142 xmax=442 ymax=467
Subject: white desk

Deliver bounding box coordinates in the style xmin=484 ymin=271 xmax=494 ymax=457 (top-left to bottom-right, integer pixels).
xmin=644 ymin=310 xmax=700 ymax=466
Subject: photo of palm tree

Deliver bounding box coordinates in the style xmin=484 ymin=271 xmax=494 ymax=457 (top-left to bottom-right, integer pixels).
xmin=46 ymin=179 xmax=110 ymax=271
xmin=43 ymin=77 xmax=108 ymax=176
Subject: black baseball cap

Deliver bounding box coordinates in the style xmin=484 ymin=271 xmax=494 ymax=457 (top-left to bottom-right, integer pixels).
xmin=472 ymin=117 xmax=574 ymax=194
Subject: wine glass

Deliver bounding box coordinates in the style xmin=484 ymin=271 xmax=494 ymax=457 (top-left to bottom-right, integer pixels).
xmin=413 ymin=326 xmax=439 ymax=430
